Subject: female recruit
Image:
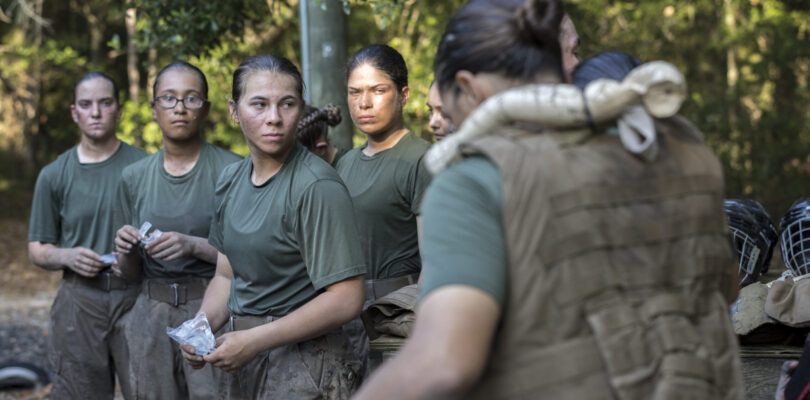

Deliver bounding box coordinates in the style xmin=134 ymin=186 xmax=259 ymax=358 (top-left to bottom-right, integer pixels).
xmin=182 ymin=55 xmax=366 ymax=399
xmin=356 ymin=0 xmax=743 ymax=399
xmin=113 ymin=62 xmax=241 ymax=399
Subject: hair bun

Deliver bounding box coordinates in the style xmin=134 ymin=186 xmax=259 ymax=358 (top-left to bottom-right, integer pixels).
xmin=322 ymin=104 xmax=342 ymax=127
xmin=515 ymin=0 xmax=564 ymax=50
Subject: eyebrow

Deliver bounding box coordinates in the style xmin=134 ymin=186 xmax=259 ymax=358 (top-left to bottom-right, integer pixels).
xmin=78 ymin=97 xmax=115 ymax=103
xmin=157 ymin=89 xmax=202 ymax=97
xmin=348 ymin=83 xmax=391 ymax=91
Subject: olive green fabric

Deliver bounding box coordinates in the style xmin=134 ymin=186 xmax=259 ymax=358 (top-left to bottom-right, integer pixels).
xmin=114 ymin=142 xmax=241 ymax=279
xmin=209 ymin=144 xmax=366 ymax=317
xmin=335 ymin=131 xmax=432 ymax=279
xmin=419 ymin=156 xmax=507 ymax=307
xmin=331 ymin=146 xmax=349 ymax=168
xmin=28 ymin=142 xmax=147 ymax=254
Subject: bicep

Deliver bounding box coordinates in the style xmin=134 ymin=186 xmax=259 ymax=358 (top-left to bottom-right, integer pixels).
xmin=214 ymin=252 xmax=233 ymax=280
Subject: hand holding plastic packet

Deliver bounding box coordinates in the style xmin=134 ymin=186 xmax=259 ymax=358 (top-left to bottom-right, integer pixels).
xmin=99 ymin=253 xmax=116 ymax=265
xmin=138 ymin=221 xmax=163 ymax=245
xmin=167 ymin=312 xmax=216 ymax=356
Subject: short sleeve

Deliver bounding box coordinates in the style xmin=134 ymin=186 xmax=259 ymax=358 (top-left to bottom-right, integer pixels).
xmin=419 ymin=157 xmax=507 ymax=307
xmin=297 ymin=179 xmax=367 ymax=290
xmin=28 ymin=166 xmax=61 ymax=244
xmin=207 ymin=167 xmax=233 ymax=253
xmin=409 ymin=154 xmax=432 ymax=215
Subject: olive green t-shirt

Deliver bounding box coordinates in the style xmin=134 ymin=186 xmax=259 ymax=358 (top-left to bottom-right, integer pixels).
xmin=114 ymin=142 xmax=242 ymax=279
xmin=209 ymin=144 xmax=366 ymax=316
xmin=335 ymin=131 xmax=432 ymax=280
xmin=28 ymin=142 xmax=147 ymax=255
xmin=419 ymin=157 xmax=507 ymax=307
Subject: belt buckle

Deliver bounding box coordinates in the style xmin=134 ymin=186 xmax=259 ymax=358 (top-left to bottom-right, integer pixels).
xmin=170 ymin=283 xmax=180 ymax=307
xmin=229 ymin=315 xmax=235 ymax=331
xmin=105 ymin=272 xmax=112 ymax=291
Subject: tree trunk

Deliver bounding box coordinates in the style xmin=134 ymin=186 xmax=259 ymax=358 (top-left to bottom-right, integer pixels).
xmin=125 ymin=3 xmax=142 ymax=147
xmin=22 ymin=0 xmax=44 ymax=172
xmin=303 ymin=0 xmax=353 ymax=150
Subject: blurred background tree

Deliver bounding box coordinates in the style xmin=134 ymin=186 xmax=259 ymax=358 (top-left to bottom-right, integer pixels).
xmin=1 ymin=0 xmax=809 ymax=220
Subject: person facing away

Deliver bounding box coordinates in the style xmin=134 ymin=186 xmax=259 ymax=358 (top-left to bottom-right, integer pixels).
xmin=112 ymin=61 xmax=242 ymax=399
xmin=335 ymin=43 xmax=432 ymax=368
xmin=354 ymin=1 xmax=743 ymax=399
xmin=296 ymin=103 xmax=347 ymax=166
xmin=27 ymin=71 xmax=147 ymax=399
xmin=426 ymin=81 xmax=453 ymax=141
xmin=179 ymin=54 xmax=366 ymax=399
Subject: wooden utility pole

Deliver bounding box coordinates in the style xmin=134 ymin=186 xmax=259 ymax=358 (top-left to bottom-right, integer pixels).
xmin=302 ymin=0 xmax=353 ymax=150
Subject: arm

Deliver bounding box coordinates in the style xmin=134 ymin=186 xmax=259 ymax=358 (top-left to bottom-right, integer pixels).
xmin=203 ymin=275 xmax=364 ymax=373
xmin=28 ymin=241 xmax=105 ymax=277
xmin=144 ymin=232 xmax=218 ymax=264
xmin=354 ymin=286 xmax=500 ymax=400
xmin=113 ymin=224 xmax=143 ymax=281
xmin=181 ymin=251 xmax=234 ymax=369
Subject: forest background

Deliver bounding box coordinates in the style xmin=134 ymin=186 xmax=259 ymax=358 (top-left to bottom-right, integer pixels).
xmin=1 ymin=0 xmax=810 ymax=220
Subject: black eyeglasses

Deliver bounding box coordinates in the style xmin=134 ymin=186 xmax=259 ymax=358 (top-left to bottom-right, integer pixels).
xmin=153 ymin=95 xmax=207 ymax=110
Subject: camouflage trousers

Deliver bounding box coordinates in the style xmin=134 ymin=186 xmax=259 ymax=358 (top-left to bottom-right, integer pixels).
xmin=119 ymin=288 xmax=220 ymax=399
xmin=222 ymin=316 xmax=361 ymax=399
xmin=48 ymin=277 xmax=140 ymax=400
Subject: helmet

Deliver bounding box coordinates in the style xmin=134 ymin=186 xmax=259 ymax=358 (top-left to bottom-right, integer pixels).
xmin=740 ymin=199 xmax=779 ymax=273
xmin=780 ymin=198 xmax=810 ymax=277
xmin=724 ymin=199 xmax=776 ymax=286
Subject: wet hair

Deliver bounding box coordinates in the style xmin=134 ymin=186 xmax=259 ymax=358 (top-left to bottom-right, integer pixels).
xmin=346 ymin=44 xmax=408 ymax=91
xmin=152 ymin=61 xmax=209 ymax=99
xmin=434 ymin=0 xmax=564 ymax=94
xmin=73 ymin=71 xmax=120 ymax=104
xmin=296 ymin=104 xmax=342 ymax=149
xmin=572 ymin=51 xmax=642 ymax=90
xmin=231 ymin=54 xmax=304 ymax=103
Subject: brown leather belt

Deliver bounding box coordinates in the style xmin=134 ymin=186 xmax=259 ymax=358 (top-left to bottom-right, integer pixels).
xmin=143 ymin=277 xmax=208 ymax=307
xmin=229 ymin=314 xmax=279 ymax=331
xmin=63 ymin=270 xmax=132 ymax=291
xmin=365 ymin=273 xmax=419 ymax=301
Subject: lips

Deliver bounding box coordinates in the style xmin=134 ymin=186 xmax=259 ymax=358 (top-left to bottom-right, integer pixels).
xmin=171 ymin=120 xmax=189 ymax=126
xmin=357 ymin=115 xmax=375 ymax=123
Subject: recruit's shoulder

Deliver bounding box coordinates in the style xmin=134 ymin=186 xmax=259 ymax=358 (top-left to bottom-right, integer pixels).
xmin=293 ymin=144 xmax=345 ymax=186
xmin=120 ymin=149 xmax=161 ymax=182
xmin=394 ymin=131 xmax=432 ymax=161
xmin=35 ymin=146 xmax=77 ymax=185
xmin=116 ymin=141 xmax=149 ymax=164
xmin=433 ymin=156 xmax=503 ymax=207
xmin=204 ymin=142 xmax=243 ymax=169
xmin=214 ymin=155 xmax=249 ymax=191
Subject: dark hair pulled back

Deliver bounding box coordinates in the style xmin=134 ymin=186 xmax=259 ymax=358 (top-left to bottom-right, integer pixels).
xmin=346 ymin=44 xmax=408 ymax=91
xmin=153 ymin=61 xmax=209 ymax=99
xmin=296 ymin=104 xmax=342 ymax=149
xmin=74 ymin=71 xmax=120 ymax=104
xmin=572 ymin=51 xmax=642 ymax=90
xmin=231 ymin=54 xmax=304 ymax=103
xmin=434 ymin=0 xmax=564 ymax=94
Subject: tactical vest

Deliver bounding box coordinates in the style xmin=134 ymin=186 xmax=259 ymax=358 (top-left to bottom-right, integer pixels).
xmin=461 ymin=116 xmax=743 ymax=400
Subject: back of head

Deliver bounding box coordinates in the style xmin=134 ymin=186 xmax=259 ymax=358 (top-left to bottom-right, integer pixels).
xmin=296 ymin=104 xmax=342 ymax=148
xmin=572 ymin=51 xmax=642 ymax=90
xmin=346 ymin=44 xmax=408 ymax=90
xmin=780 ymin=198 xmax=810 ymax=276
xmin=434 ymin=0 xmax=564 ymax=94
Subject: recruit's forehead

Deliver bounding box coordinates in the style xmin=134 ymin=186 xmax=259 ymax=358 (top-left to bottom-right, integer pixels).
xmin=348 ymin=63 xmax=395 ymax=88
xmin=75 ymin=77 xmax=115 ymax=101
xmin=155 ymin=68 xmax=204 ymax=95
xmin=427 ymin=83 xmax=443 ymax=107
xmin=240 ymin=70 xmax=299 ymax=100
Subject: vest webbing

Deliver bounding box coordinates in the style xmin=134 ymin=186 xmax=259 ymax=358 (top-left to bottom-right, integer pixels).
xmin=461 ymin=116 xmax=743 ymax=400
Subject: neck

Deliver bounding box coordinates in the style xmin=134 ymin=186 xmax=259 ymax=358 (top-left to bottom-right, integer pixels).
xmin=364 ymin=126 xmax=409 ymax=156
xmin=77 ymin=134 xmax=120 ymax=163
xmin=162 ymin=133 xmax=203 ymax=176
xmin=249 ymin=144 xmax=294 ymax=185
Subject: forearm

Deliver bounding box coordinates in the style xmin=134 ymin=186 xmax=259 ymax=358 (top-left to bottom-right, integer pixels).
xmin=199 ymin=274 xmax=232 ymax=332
xmin=28 ymin=242 xmax=69 ymax=270
xmin=247 ymin=277 xmax=363 ymax=353
xmin=189 ymin=235 xmax=218 ymax=264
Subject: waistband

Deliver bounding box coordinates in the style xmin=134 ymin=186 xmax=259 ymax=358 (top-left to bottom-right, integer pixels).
xmin=63 ymin=269 xmax=133 ymax=292
xmin=365 ymin=273 xmax=419 ymax=301
xmin=142 ymin=277 xmax=208 ymax=307
xmin=229 ymin=314 xmax=280 ymax=331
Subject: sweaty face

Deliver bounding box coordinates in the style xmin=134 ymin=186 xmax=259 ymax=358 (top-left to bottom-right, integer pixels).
xmin=152 ymin=68 xmax=209 ymax=142
xmin=560 ymin=15 xmax=582 ymax=84
xmin=427 ymin=83 xmax=452 ymax=141
xmin=347 ymin=63 xmax=408 ymax=137
xmin=230 ymin=71 xmax=303 ymax=159
xmin=71 ymin=78 xmax=121 ymax=141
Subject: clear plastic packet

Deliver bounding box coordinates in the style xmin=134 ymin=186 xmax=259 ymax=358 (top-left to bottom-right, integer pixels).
xmin=166 ymin=312 xmax=216 ymax=356
xmin=99 ymin=253 xmax=116 ymax=265
xmin=138 ymin=221 xmax=163 ymax=245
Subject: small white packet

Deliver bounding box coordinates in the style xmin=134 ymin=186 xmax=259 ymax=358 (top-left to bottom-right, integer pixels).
xmin=166 ymin=312 xmax=216 ymax=356
xmin=138 ymin=221 xmax=163 ymax=245
xmin=99 ymin=253 xmax=116 ymax=265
